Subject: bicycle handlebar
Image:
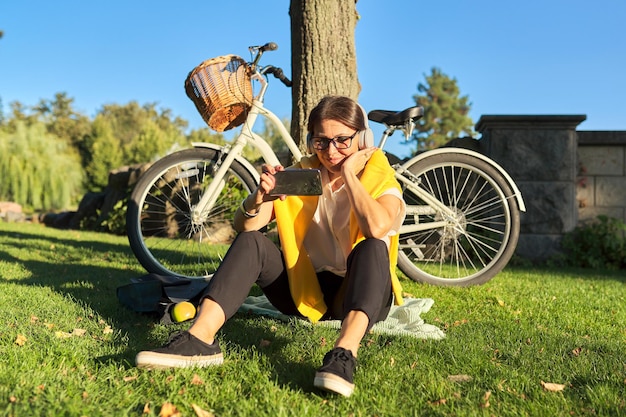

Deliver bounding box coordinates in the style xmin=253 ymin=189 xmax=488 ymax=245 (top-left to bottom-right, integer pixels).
xmin=249 ymin=42 xmax=278 ymax=68
xmin=263 ymin=66 xmax=292 ymax=87
xmin=249 ymin=42 xmax=278 ymax=53
xmin=247 ymin=42 xmax=292 ymax=88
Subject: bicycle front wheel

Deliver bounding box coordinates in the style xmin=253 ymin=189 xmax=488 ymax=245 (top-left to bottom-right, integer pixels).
xmin=126 ymin=148 xmax=258 ymax=278
xmin=397 ymin=152 xmax=521 ymax=286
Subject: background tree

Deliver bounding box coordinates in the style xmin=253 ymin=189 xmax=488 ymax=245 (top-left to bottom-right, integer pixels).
xmin=82 ymin=101 xmax=189 ymax=190
xmin=289 ymin=0 xmax=361 ymax=149
xmin=32 ymin=92 xmax=92 ymax=152
xmin=94 ymin=102 xmax=187 ymax=158
xmin=0 ymin=122 xmax=84 ymax=210
xmin=412 ymin=67 xmax=475 ymax=151
xmin=1 ymin=94 xmax=196 ymax=207
xmin=6 ymin=101 xmax=39 ymax=128
xmin=83 ymin=116 xmax=124 ymax=189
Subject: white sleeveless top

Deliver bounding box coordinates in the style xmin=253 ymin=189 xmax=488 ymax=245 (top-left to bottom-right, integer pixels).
xmin=302 ymin=167 xmax=405 ymax=276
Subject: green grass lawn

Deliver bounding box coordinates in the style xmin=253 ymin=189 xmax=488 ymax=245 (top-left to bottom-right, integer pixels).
xmin=0 ymin=221 xmax=624 ymax=416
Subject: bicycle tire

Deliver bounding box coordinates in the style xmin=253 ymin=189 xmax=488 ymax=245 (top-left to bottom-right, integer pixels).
xmin=126 ymin=148 xmax=258 ymax=278
xmin=396 ymin=152 xmax=521 ymax=286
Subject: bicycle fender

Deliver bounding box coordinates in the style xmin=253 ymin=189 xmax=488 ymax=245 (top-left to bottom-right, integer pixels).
xmin=401 ymin=148 xmax=526 ymax=212
xmin=191 ymin=141 xmax=261 ymax=183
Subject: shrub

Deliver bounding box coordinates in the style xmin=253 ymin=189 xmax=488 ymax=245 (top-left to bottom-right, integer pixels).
xmin=558 ymin=215 xmax=626 ymax=269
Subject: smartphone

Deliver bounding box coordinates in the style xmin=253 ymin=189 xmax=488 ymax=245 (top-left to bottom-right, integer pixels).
xmin=269 ymin=169 xmax=323 ymax=196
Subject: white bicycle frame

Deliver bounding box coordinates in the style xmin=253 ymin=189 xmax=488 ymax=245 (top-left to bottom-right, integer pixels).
xmin=189 ymin=70 xmax=525 ymax=230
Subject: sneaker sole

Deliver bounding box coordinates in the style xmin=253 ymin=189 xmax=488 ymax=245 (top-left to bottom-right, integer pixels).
xmin=135 ymin=351 xmax=224 ymax=369
xmin=314 ymin=372 xmax=355 ymax=397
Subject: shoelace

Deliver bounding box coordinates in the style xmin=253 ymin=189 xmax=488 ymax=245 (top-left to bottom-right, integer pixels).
xmin=165 ymin=331 xmax=189 ymax=346
xmin=334 ymin=349 xmax=353 ymax=362
xmin=328 ymin=348 xmax=355 ymax=372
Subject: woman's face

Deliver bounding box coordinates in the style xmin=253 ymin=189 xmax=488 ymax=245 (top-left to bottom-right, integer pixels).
xmin=311 ymin=119 xmax=359 ymax=178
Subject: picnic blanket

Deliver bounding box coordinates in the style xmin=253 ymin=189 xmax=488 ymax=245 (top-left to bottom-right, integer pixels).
xmin=238 ymin=295 xmax=445 ymax=340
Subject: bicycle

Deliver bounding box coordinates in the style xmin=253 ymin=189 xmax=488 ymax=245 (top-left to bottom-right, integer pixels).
xmin=126 ymin=42 xmax=526 ymax=286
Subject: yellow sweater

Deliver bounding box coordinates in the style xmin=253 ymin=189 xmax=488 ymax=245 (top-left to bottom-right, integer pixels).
xmin=273 ymin=149 xmax=404 ymax=323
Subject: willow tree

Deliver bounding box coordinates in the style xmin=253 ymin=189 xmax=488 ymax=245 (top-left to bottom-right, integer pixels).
xmin=289 ymin=0 xmax=361 ymax=148
xmin=0 ymin=122 xmax=84 ymax=210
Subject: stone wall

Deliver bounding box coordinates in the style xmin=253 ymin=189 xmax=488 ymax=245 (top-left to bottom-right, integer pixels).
xmin=576 ymin=131 xmax=626 ymax=224
xmin=475 ymin=115 xmax=587 ymax=261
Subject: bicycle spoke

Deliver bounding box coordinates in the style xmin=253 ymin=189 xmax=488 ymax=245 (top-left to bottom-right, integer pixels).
xmin=397 ymin=153 xmax=519 ymax=285
xmin=128 ymin=149 xmax=257 ymax=278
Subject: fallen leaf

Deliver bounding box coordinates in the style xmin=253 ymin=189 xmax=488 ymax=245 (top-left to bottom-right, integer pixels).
xmin=123 ymin=376 xmax=138 ymax=382
xmin=159 ymin=402 xmax=180 ymax=417
xmin=571 ymin=347 xmax=582 ymax=357
xmin=389 ymin=356 xmax=395 ymax=367
xmin=54 ymin=328 xmax=88 ymax=338
xmin=103 ymin=326 xmax=113 ymax=335
xmin=480 ymin=390 xmax=491 ymax=408
xmin=541 ymin=381 xmax=566 ymax=392
xmin=497 ymin=299 xmax=505 ymax=307
xmin=15 ymin=334 xmax=27 ymax=346
xmin=428 ymin=398 xmax=447 ymax=406
xmin=30 ymin=316 xmax=39 ymax=323
xmin=143 ymin=402 xmax=151 ymax=414
xmin=192 ymin=404 xmax=215 ymax=417
xmin=448 ymin=374 xmax=472 ymax=383
xmin=191 ymin=374 xmax=204 ymax=385
xmin=72 ymin=328 xmax=87 ymax=337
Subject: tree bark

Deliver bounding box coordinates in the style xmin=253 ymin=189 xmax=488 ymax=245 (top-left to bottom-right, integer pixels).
xmin=289 ymin=0 xmax=360 ymax=150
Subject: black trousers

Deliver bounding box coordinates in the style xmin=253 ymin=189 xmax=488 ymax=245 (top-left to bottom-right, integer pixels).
xmin=202 ymin=230 xmax=393 ymax=332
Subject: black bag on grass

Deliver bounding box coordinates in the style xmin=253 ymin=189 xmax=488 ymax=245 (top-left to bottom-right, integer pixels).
xmin=116 ymin=273 xmax=209 ymax=324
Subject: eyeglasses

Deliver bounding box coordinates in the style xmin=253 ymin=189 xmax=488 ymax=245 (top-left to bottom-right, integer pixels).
xmin=311 ymin=130 xmax=358 ymax=151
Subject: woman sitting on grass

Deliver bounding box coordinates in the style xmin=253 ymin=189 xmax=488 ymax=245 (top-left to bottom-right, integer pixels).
xmin=135 ymin=95 xmax=406 ymax=398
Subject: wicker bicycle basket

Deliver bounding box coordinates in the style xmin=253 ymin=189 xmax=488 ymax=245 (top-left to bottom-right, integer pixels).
xmin=184 ymin=55 xmax=253 ymax=132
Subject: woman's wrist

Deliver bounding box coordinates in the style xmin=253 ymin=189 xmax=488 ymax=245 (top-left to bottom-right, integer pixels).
xmin=240 ymin=197 xmax=260 ymax=218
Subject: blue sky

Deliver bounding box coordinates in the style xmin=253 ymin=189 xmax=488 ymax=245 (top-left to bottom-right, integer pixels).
xmin=1 ymin=1 xmax=624 ymax=158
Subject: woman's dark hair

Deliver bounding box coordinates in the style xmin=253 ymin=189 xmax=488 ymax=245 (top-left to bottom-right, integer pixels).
xmin=306 ymin=95 xmax=367 ymax=136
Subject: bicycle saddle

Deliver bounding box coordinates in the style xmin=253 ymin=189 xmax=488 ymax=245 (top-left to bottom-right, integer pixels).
xmin=368 ymin=106 xmax=424 ymax=127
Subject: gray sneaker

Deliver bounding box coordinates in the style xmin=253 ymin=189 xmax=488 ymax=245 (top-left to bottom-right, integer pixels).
xmin=313 ymin=347 xmax=357 ymax=397
xmin=135 ymin=331 xmax=223 ymax=369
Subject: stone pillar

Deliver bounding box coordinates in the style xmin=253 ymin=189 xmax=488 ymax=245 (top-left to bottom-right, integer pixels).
xmin=475 ymin=115 xmax=587 ymax=261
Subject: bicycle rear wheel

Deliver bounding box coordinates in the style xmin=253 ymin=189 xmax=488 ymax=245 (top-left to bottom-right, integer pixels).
xmin=397 ymin=152 xmax=521 ymax=286
xmin=126 ymin=148 xmax=257 ymax=278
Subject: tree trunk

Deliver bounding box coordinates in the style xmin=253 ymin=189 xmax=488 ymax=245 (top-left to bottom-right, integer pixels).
xmin=289 ymin=0 xmax=360 ymax=150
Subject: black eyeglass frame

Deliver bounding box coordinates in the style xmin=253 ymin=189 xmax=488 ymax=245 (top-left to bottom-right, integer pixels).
xmin=310 ymin=130 xmax=359 ymax=151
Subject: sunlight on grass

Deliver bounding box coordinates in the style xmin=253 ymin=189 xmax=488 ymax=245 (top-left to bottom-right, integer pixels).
xmin=0 ymin=221 xmax=625 ymax=416
xmin=0 ymin=260 xmax=32 ymax=280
